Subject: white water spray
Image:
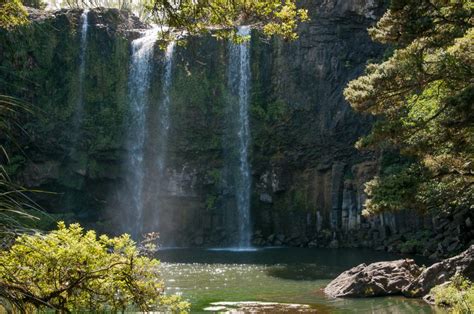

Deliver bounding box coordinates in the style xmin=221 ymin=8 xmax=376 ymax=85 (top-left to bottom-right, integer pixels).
xmin=228 ymin=26 xmax=252 ymax=248
xmin=72 ymin=9 xmax=89 ymax=139
xmin=126 ymin=28 xmax=158 ymax=237
xmin=156 ymin=41 xmax=176 ymax=173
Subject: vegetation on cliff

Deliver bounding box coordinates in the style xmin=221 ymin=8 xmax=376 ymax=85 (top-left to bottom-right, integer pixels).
xmin=26 ymin=0 xmax=308 ymax=42
xmin=344 ymin=0 xmax=473 ymax=216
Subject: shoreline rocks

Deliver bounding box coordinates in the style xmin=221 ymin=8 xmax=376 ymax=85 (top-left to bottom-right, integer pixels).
xmin=324 ymin=259 xmax=421 ymax=298
xmin=324 ymin=245 xmax=474 ymax=303
xmin=403 ymin=245 xmax=474 ymax=297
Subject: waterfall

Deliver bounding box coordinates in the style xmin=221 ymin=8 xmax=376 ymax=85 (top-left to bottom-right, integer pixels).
xmin=125 ymin=28 xmax=158 ymax=238
xmin=228 ymin=26 xmax=252 ymax=248
xmin=78 ymin=9 xmax=89 ymax=97
xmin=156 ymin=42 xmax=175 ymax=173
xmin=146 ymin=41 xmax=176 ymax=239
xmin=71 ymin=9 xmax=89 ymax=146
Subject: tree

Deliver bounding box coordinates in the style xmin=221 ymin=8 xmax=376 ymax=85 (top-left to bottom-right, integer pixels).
xmin=344 ymin=0 xmax=473 ymax=215
xmin=145 ymin=0 xmax=308 ymax=42
xmin=2 ymin=1 xmax=308 ymax=42
xmin=0 ymin=222 xmax=189 ymax=313
xmin=41 ymin=0 xmax=309 ymax=42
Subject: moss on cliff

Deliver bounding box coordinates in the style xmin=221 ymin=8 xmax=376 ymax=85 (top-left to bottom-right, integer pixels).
xmin=0 ymin=10 xmax=130 ymax=222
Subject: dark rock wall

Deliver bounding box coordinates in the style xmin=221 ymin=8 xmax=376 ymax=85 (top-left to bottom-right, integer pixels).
xmin=0 ymin=8 xmax=139 ymax=220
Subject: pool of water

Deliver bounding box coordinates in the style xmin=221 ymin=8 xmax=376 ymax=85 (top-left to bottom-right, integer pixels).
xmin=157 ymin=247 xmax=438 ymax=313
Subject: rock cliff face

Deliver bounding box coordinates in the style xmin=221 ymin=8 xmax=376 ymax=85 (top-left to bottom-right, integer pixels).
xmin=2 ymin=1 xmax=457 ymax=252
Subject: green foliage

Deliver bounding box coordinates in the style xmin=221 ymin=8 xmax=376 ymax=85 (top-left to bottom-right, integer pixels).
xmin=251 ymin=100 xmax=288 ymax=124
xmin=0 ymin=14 xmax=131 ymax=216
xmin=0 ymin=166 xmax=41 ymax=235
xmin=293 ymin=188 xmax=308 ymax=211
xmin=431 ymin=274 xmax=474 ymax=313
xmin=363 ymin=162 xmax=424 ymax=215
xmin=0 ymin=95 xmax=42 ymax=235
xmin=250 ymin=98 xmax=291 ymax=165
xmin=345 ymin=0 xmax=474 ymax=215
xmin=0 ymin=0 xmax=29 ymax=29
xmin=0 ymin=222 xmax=190 ymax=312
xmin=44 ymin=0 xmax=309 ymax=43
xmin=149 ymin=0 xmax=309 ymax=41
xmin=205 ymin=194 xmax=218 ymax=210
xmin=364 ymin=287 xmax=375 ymax=296
xmin=3 ymin=154 xmax=25 ymax=175
xmin=207 ymin=168 xmax=221 ymax=184
xmin=398 ymin=239 xmax=422 ymax=254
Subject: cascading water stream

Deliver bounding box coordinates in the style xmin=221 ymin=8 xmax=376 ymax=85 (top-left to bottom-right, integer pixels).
xmin=77 ymin=9 xmax=89 ymax=106
xmin=228 ymin=26 xmax=252 ymax=248
xmin=146 ymin=41 xmax=176 ymax=239
xmin=71 ymin=9 xmax=89 ymax=148
xmin=156 ymin=42 xmax=175 ymax=174
xmin=125 ymin=28 xmax=158 ymax=238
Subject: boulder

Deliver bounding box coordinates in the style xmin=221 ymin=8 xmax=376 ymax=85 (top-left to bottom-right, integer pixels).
xmin=324 ymin=259 xmax=421 ymax=298
xmin=403 ymin=245 xmax=474 ymax=297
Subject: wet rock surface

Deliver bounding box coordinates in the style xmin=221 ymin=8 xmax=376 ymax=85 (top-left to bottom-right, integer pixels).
xmin=325 ymin=245 xmax=474 ymax=301
xmin=324 ymin=259 xmax=421 ymax=298
xmin=403 ymin=245 xmax=474 ymax=297
xmin=204 ymin=301 xmax=316 ymax=313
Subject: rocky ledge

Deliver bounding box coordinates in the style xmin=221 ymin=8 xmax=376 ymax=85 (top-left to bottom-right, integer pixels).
xmin=325 ymin=245 xmax=474 ymax=303
xmin=26 ymin=7 xmax=146 ymax=38
xmin=403 ymin=245 xmax=474 ymax=297
xmin=324 ymin=259 xmax=421 ymax=297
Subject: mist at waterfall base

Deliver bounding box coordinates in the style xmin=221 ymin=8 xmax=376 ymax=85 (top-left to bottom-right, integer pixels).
xmin=112 ymin=25 xmax=255 ymax=249
xmin=119 ymin=28 xmax=158 ymax=239
xmin=115 ymin=28 xmax=179 ymax=243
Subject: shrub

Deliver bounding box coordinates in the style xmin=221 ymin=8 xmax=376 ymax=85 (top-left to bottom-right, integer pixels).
xmin=431 ymin=274 xmax=474 ymax=314
xmin=0 ymin=222 xmax=189 ymax=313
xmin=399 ymin=239 xmax=421 ymax=254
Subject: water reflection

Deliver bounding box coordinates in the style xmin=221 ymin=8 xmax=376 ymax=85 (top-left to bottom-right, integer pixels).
xmin=157 ymin=247 xmax=432 ymax=268
xmin=157 ymin=248 xmax=435 ymax=313
xmin=266 ymin=264 xmax=338 ymax=281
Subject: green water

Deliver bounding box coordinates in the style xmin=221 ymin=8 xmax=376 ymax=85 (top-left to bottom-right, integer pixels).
xmin=157 ymin=248 xmax=441 ymax=313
